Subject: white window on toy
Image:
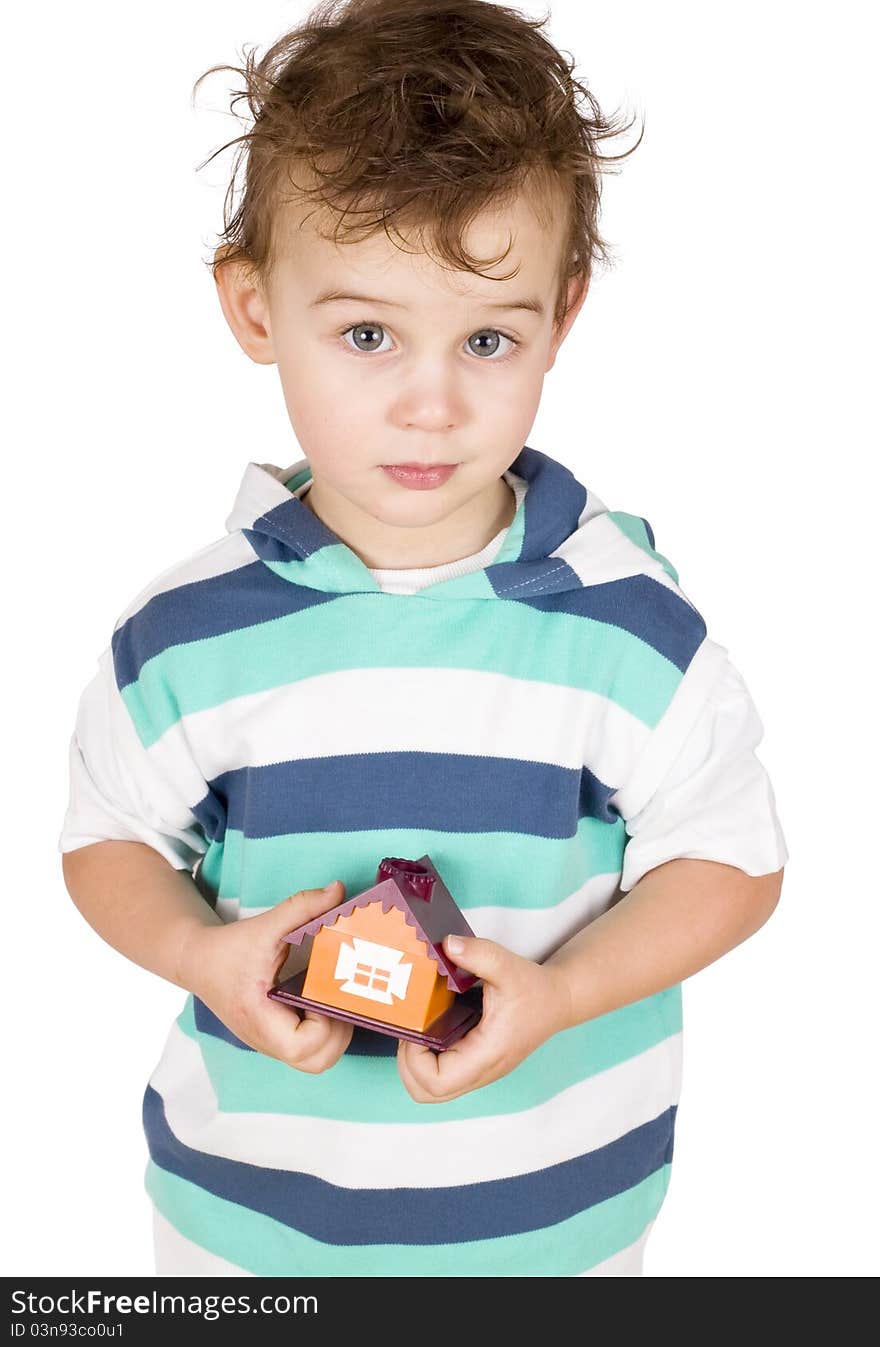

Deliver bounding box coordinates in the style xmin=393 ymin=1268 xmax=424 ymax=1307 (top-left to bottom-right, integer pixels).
xmin=334 ymin=937 xmax=413 ymax=1005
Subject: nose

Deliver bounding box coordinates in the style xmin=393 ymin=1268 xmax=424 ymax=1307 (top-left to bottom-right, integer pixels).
xmin=389 ymin=356 xmax=464 ymax=432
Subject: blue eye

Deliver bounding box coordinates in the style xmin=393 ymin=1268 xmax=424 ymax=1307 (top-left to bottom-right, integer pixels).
xmin=467 ymin=329 xmax=514 ymax=358
xmin=344 ymin=322 xmax=390 ymax=354
xmin=339 ymin=321 xmax=520 ymax=360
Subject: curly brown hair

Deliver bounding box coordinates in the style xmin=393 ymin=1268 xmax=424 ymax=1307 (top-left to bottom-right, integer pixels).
xmin=193 ymin=0 xmax=642 ymax=327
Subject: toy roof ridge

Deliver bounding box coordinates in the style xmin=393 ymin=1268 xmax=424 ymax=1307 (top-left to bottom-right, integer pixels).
xmin=281 ymin=854 xmax=477 ymax=994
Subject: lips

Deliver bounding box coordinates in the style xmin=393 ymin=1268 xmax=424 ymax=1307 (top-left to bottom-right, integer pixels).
xmin=381 ymin=463 xmax=459 ymax=490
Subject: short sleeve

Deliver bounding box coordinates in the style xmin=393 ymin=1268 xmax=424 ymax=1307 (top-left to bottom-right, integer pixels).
xmin=58 ymin=647 xmax=209 ymax=873
xmin=612 ymin=656 xmax=789 ymax=893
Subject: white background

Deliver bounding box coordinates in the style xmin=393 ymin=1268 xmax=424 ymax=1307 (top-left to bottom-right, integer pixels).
xmin=4 ymin=0 xmax=877 ymax=1277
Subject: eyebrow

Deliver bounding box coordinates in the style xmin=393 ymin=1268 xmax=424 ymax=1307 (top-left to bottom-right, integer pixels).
xmin=310 ymin=287 xmax=545 ymax=316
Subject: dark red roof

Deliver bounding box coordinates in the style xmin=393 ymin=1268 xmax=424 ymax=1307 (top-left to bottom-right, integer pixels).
xmin=281 ymin=854 xmax=477 ymax=994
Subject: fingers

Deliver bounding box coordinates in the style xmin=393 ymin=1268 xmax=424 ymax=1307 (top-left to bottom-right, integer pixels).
xmin=442 ymin=932 xmax=502 ymax=985
xmin=257 ymin=995 xmax=353 ymax=1072
xmin=292 ymin=1011 xmax=354 ymax=1073
xmin=397 ymin=1023 xmax=499 ymax=1102
xmin=194 ymin=879 xmax=354 ymax=1075
xmin=244 ymin=879 xmax=352 ymax=1069
xmin=267 ymin=880 xmax=346 ymax=941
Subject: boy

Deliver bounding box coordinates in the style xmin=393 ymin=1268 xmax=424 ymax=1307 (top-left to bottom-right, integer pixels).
xmin=59 ymin=0 xmax=787 ymax=1277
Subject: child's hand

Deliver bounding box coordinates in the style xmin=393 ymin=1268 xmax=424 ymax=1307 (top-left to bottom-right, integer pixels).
xmin=179 ymin=880 xmax=354 ymax=1072
xmin=396 ymin=933 xmax=573 ymax=1103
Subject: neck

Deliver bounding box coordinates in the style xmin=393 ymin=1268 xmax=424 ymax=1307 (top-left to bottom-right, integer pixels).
xmin=301 ymin=476 xmax=517 ymax=570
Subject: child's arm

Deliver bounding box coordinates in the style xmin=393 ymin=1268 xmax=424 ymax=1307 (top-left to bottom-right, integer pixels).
xmin=62 ymin=840 xmax=353 ymax=1072
xmin=543 ymin=856 xmax=782 ymax=1025
xmin=396 ymin=857 xmax=783 ymax=1103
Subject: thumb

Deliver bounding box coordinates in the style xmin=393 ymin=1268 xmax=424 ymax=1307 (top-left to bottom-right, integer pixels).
xmin=267 ymin=879 xmax=345 ymax=938
xmin=442 ymin=932 xmax=505 ymax=984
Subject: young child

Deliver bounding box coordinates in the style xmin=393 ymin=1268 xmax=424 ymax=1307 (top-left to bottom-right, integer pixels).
xmin=59 ymin=0 xmax=788 ymax=1277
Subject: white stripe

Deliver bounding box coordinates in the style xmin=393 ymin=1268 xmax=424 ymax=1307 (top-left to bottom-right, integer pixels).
xmin=239 ymin=870 xmax=622 ymax=963
xmin=58 ymin=651 xmax=208 ymax=868
xmin=147 ymin=664 xmax=655 ymax=795
xmin=449 ymin=869 xmax=622 ymax=960
xmin=576 ymin=1221 xmax=653 ymax=1276
xmin=113 ymin=532 xmax=258 ymax=629
xmin=225 ymin=460 xmax=308 ymax=534
xmin=558 ymin=511 xmax=688 ymax=600
xmin=609 ymin=637 xmax=730 ymax=818
xmin=152 ymin=1206 xmax=253 ymax=1277
xmin=150 ymin=1022 xmax=681 ymax=1189
xmin=575 ymin=488 xmax=610 ymax=529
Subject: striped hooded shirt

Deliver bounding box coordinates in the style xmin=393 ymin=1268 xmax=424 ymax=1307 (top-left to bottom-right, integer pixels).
xmin=59 ymin=444 xmax=787 ymax=1276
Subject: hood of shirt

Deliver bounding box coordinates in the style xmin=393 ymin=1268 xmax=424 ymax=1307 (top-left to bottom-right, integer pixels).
xmin=224 ymin=443 xmax=680 ymax=600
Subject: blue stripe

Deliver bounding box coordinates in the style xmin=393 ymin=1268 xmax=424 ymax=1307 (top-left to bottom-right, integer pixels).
xmin=506 ymin=445 xmax=589 ymax=561
xmin=114 ymin=568 xmax=703 ymax=697
xmin=191 ymin=754 xmax=618 ymax=845
xmin=143 ymin=1083 xmax=676 ymax=1244
xmin=251 ymin=496 xmax=341 ymax=559
xmin=109 ymin=445 xmax=701 ymax=693
xmin=487 ymin=557 xmax=584 ymax=598
xmin=111 ymin=562 xmax=335 ymax=692
xmin=517 ymin=577 xmax=705 ymax=673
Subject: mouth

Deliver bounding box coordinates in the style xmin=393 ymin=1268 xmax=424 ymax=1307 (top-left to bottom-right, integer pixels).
xmin=381 ymin=463 xmax=460 ymax=490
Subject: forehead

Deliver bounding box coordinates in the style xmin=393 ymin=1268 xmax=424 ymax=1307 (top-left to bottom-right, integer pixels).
xmin=270 ymin=179 xmax=567 ymax=312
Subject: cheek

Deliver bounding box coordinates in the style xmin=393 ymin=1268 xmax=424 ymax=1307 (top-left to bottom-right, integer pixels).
xmin=490 ymin=363 xmax=544 ymax=429
xmin=275 ymin=345 xmax=363 ymax=447
xmin=284 ymin=396 xmax=359 ymax=466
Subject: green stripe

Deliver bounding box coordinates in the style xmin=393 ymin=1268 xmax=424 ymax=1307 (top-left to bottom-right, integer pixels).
xmin=486 ymin=486 xmax=527 ymax=565
xmin=203 ymin=816 xmax=627 ymax=907
xmin=608 ymin=511 xmax=680 ymax=583
xmin=262 ymin=546 xmax=382 ymax=595
xmin=146 ymin=1159 xmax=670 ymax=1276
xmin=198 ymin=833 xmax=229 ymax=896
xmin=283 ymin=469 xmax=312 ymax=493
xmin=123 ymin=596 xmax=682 ymax=746
xmin=175 ymin=985 xmax=682 ymax=1122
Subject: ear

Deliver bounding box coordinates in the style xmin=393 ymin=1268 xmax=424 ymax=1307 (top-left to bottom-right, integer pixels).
xmin=545 ymin=272 xmax=590 ymax=372
xmin=213 ymin=245 xmax=277 ymax=366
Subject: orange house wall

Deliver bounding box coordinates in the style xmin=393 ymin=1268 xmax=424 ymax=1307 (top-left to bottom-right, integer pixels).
xmin=301 ymin=902 xmax=454 ymax=1031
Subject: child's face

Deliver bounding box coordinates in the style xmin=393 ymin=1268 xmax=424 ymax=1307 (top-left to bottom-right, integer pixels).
xmin=216 ymin=180 xmax=587 ymax=567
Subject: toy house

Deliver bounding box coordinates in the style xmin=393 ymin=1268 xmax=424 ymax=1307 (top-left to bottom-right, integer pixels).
xmin=267 ymin=855 xmax=483 ymax=1050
